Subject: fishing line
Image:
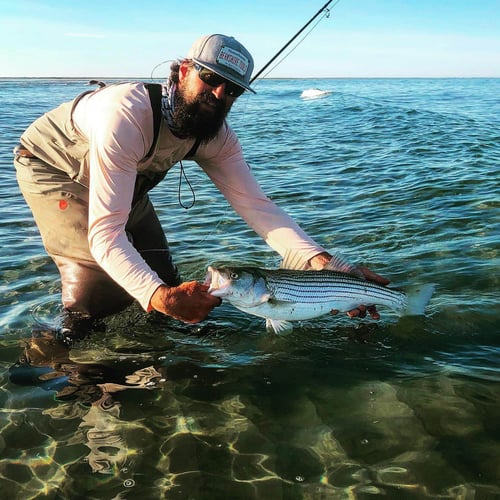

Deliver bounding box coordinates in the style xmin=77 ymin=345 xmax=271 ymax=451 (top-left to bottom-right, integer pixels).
xmin=256 ymin=10 xmax=332 ymax=81
xmin=250 ymin=0 xmax=340 ymax=83
xmin=149 ymin=60 xmax=174 ymax=82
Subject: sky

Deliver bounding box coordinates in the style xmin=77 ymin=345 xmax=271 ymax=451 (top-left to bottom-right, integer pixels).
xmin=1 ymin=0 xmax=499 ymax=79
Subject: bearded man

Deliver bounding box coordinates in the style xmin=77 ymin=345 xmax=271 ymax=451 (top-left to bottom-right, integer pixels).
xmin=14 ymin=34 xmax=387 ymax=325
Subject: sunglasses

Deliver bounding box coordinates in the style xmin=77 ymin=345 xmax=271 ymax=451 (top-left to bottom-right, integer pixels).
xmin=193 ymin=64 xmax=246 ymax=98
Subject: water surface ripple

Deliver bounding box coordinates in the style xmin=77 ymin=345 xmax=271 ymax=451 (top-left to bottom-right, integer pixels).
xmin=0 ymin=78 xmax=498 ymax=499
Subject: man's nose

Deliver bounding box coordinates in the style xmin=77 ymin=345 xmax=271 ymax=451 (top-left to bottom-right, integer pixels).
xmin=211 ymin=83 xmax=227 ymax=99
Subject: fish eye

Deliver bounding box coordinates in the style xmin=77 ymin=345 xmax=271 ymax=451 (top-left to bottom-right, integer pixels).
xmin=229 ymin=272 xmax=239 ymax=279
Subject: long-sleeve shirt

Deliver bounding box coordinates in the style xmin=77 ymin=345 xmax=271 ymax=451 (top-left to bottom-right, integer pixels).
xmin=51 ymin=82 xmax=326 ymax=309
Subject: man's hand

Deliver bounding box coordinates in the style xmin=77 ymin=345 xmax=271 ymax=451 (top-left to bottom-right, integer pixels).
xmin=344 ymin=266 xmax=390 ymax=319
xmin=309 ymin=253 xmax=390 ymax=320
xmin=150 ymin=282 xmax=222 ymax=323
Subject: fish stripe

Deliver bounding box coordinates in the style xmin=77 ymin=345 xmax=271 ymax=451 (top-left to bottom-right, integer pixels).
xmin=264 ymin=271 xmax=406 ymax=308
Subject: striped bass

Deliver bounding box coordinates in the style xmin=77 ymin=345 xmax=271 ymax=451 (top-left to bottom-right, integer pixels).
xmin=205 ymin=258 xmax=435 ymax=334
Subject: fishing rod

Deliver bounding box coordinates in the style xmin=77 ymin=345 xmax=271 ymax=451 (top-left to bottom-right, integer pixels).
xmin=250 ymin=0 xmax=338 ymax=83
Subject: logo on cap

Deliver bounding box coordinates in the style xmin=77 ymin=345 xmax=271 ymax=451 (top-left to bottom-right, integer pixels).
xmin=216 ymin=46 xmax=249 ymax=77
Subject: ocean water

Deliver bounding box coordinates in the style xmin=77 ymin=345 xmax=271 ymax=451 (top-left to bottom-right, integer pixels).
xmin=0 ymin=77 xmax=499 ymax=499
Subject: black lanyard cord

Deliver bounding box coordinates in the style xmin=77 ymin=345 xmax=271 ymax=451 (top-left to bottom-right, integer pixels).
xmin=178 ymin=160 xmax=196 ymax=209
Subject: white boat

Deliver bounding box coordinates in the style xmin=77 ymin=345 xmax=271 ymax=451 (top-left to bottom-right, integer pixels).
xmin=300 ymin=88 xmax=332 ymax=99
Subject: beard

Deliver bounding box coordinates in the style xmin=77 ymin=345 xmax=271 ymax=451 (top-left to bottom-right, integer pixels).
xmin=171 ymin=88 xmax=230 ymax=143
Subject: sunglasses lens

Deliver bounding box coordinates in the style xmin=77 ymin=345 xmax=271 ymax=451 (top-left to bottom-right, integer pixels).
xmin=198 ymin=68 xmax=223 ymax=86
xmin=195 ymin=65 xmax=245 ymax=97
xmin=225 ymin=83 xmax=245 ymax=98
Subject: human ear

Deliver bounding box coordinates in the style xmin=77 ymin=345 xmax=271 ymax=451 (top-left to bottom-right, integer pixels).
xmin=179 ymin=62 xmax=190 ymax=83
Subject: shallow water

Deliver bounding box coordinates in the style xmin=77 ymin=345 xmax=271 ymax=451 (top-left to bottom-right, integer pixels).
xmin=0 ymin=77 xmax=499 ymax=499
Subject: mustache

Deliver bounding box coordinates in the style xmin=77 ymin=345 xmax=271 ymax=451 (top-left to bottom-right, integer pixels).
xmin=171 ymin=88 xmax=229 ymax=143
xmin=197 ymin=92 xmax=226 ymax=111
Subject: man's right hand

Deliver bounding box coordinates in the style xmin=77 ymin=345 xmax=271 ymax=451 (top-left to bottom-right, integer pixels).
xmin=149 ymin=282 xmax=222 ymax=323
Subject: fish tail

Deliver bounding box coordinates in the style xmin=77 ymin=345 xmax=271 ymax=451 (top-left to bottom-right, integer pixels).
xmin=404 ymin=284 xmax=435 ymax=316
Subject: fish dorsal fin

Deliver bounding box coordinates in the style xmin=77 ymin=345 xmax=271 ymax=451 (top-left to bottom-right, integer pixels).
xmin=323 ymin=254 xmax=358 ymax=274
xmin=266 ymin=319 xmax=294 ymax=335
xmin=281 ymin=249 xmax=358 ymax=274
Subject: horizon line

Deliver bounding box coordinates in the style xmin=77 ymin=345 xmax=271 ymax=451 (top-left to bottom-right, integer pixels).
xmin=1 ymin=75 xmax=498 ymax=80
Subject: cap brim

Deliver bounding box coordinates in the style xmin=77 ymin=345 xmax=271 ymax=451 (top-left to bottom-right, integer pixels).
xmin=193 ymin=59 xmax=256 ymax=94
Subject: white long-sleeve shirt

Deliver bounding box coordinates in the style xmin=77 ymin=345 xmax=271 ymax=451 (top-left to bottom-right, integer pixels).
xmin=71 ymin=82 xmax=325 ymax=310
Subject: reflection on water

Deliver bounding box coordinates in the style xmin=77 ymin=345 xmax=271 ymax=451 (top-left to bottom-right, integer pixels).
xmin=3 ymin=328 xmax=167 ymax=497
xmin=81 ymin=394 xmax=133 ymax=475
xmin=0 ymin=317 xmax=498 ymax=499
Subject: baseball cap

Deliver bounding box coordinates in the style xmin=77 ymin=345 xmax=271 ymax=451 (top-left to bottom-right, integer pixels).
xmin=187 ymin=34 xmax=256 ymax=94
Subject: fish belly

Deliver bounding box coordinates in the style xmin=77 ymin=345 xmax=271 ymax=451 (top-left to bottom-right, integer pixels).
xmin=232 ymin=301 xmax=336 ymax=322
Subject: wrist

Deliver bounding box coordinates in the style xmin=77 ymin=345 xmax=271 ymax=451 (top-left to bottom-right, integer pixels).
xmin=149 ymin=284 xmax=171 ymax=313
xmin=308 ymin=252 xmax=332 ymax=270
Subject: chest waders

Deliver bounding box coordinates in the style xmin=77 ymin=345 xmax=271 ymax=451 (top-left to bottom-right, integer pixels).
xmin=14 ymin=83 xmax=199 ymax=319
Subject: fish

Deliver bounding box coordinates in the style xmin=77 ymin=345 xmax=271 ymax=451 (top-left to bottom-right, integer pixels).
xmin=205 ymin=257 xmax=435 ymax=334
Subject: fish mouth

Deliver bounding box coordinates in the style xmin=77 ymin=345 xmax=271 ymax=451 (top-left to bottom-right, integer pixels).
xmin=205 ymin=266 xmax=231 ymax=297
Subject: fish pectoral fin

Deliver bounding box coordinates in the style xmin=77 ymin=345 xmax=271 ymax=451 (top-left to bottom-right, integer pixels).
xmin=245 ymin=294 xmax=271 ymax=307
xmin=259 ymin=293 xmax=272 ymax=304
xmin=267 ymin=297 xmax=292 ymax=306
xmin=265 ymin=319 xmax=294 ymax=335
xmin=232 ymin=293 xmax=271 ymax=308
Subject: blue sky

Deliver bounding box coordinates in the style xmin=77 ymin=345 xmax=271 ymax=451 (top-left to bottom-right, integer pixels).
xmin=1 ymin=0 xmax=499 ymax=78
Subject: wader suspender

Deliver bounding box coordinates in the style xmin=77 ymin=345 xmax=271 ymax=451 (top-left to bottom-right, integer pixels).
xmin=145 ymin=83 xmax=163 ymax=158
xmin=144 ymin=83 xmax=201 ymax=158
xmin=132 ymin=83 xmax=201 ymax=204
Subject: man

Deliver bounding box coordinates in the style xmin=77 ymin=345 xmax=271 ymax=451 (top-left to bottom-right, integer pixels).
xmin=14 ymin=34 xmax=388 ymax=325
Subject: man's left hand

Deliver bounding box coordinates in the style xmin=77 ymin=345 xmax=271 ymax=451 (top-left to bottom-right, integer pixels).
xmin=308 ymin=253 xmax=390 ymax=320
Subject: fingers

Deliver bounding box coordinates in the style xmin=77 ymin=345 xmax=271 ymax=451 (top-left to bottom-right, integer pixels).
xmin=346 ymin=305 xmax=380 ymax=319
xmin=342 ymin=266 xmax=387 ymax=320
xmin=367 ymin=305 xmax=380 ymax=320
xmin=332 ymin=305 xmax=379 ymax=319
xmin=178 ymin=281 xmax=221 ymax=304
xmin=153 ymin=281 xmax=222 ymax=323
xmin=347 ymin=305 xmax=366 ymax=318
xmin=357 ymin=265 xmax=390 ymax=286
